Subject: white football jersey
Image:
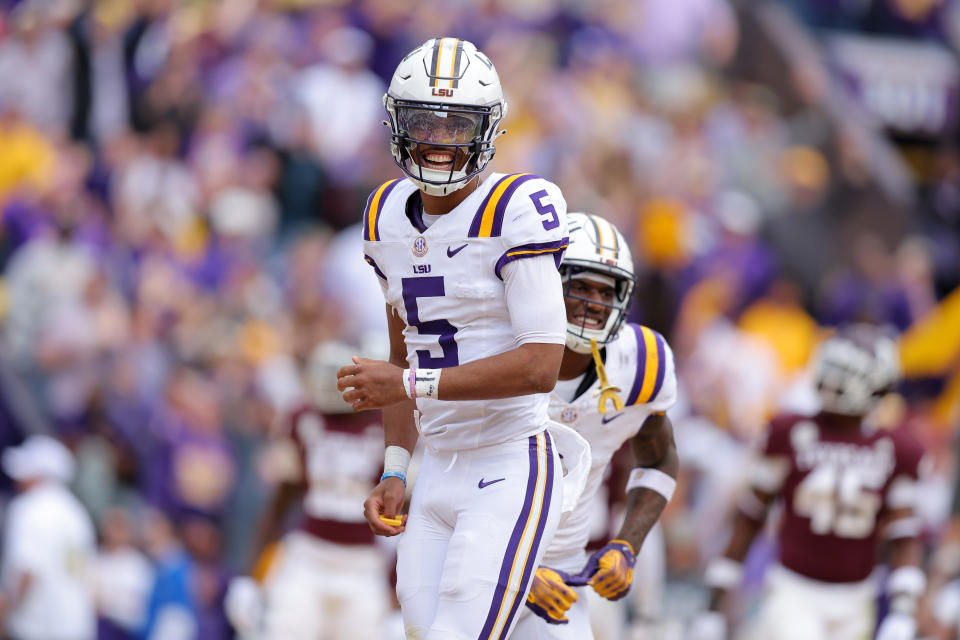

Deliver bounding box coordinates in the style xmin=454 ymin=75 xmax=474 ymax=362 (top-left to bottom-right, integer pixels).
xmin=362 ymin=173 xmax=568 ymax=451
xmin=542 ymin=323 xmax=677 ymax=567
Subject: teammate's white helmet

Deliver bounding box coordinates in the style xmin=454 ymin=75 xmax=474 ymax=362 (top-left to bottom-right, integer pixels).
xmin=560 ymin=213 xmax=636 ymax=354
xmin=384 ymin=37 xmax=507 ymax=196
xmin=813 ymin=325 xmax=900 ymax=416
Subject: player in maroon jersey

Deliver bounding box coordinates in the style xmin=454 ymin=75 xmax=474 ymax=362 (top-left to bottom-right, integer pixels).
xmin=690 ymin=325 xmax=927 ymax=640
xmin=225 ymin=340 xmax=395 ymax=640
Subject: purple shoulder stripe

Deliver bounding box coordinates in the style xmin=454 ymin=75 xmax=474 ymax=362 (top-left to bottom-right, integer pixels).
xmin=625 ymin=324 xmax=667 ymax=406
xmin=469 ymin=174 xmax=515 ymax=238
xmin=362 ymin=190 xmax=376 ymax=241
xmin=493 ymin=237 xmax=569 ymax=280
xmin=363 ymin=179 xmax=401 ymax=241
xmin=625 ymin=324 xmax=646 ymax=405
xmin=652 ymin=332 xmax=666 ymax=400
xmin=490 ymin=174 xmax=540 ymax=237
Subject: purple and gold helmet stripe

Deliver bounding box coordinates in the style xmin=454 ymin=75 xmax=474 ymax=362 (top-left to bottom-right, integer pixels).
xmin=626 ymin=324 xmax=666 ymax=405
xmin=452 ymin=38 xmax=464 ymax=88
xmin=363 ymin=179 xmax=401 ymax=242
xmin=588 ymin=214 xmax=620 ymax=261
xmin=429 ymin=38 xmax=443 ymax=88
xmin=480 ymin=431 xmax=554 ymax=640
xmin=447 ymin=38 xmax=461 ymax=89
xmin=469 ymin=173 xmax=537 ymax=238
xmin=494 ymin=238 xmax=569 ymax=280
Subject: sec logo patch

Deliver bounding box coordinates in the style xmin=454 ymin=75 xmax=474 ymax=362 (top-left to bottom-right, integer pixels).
xmin=561 ymin=407 xmax=578 ymax=423
xmin=412 ymin=235 xmax=428 ymax=257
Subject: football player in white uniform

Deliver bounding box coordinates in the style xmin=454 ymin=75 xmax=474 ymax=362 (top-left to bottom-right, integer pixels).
xmin=510 ymin=213 xmax=679 ymax=639
xmin=337 ymin=38 xmax=572 ymax=640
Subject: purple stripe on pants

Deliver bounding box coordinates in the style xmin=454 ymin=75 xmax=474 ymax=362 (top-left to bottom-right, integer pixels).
xmin=478 ymin=434 xmax=542 ymax=639
xmin=495 ymin=431 xmax=555 ymax=640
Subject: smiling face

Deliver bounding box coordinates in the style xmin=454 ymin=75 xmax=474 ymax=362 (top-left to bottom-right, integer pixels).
xmin=564 ymin=275 xmax=617 ymax=333
xmin=398 ymin=106 xmax=482 ymax=174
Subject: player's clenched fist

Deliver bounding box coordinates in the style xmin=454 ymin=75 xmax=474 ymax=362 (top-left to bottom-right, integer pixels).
xmin=581 ymin=539 xmax=636 ymax=600
xmin=363 ymin=476 xmax=407 ymax=536
xmin=337 ymin=357 xmax=406 ymax=411
xmin=525 ymin=567 xmax=579 ymax=624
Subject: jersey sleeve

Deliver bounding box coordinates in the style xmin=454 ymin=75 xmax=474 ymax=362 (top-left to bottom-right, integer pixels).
xmin=487 ymin=174 xmax=568 ymax=280
xmin=502 ymin=254 xmax=567 ymax=345
xmin=885 ymin=429 xmax=927 ymax=510
xmin=623 ymin=325 xmax=677 ymax=413
xmin=361 ymin=179 xmax=402 ymax=294
xmin=748 ymin=415 xmax=795 ymax=494
xmin=363 ymin=252 xmax=388 ymax=296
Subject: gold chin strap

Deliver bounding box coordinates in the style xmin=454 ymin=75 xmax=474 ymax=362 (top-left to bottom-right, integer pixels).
xmin=591 ymin=338 xmax=624 ymax=415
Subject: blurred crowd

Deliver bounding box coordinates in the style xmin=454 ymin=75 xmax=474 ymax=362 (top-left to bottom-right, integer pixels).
xmin=0 ymin=0 xmax=958 ymax=638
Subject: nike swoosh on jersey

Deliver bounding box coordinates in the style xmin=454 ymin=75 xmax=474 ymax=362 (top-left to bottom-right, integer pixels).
xmin=478 ymin=477 xmax=506 ymax=489
xmin=447 ymin=243 xmax=469 ymax=257
xmin=601 ymin=413 xmax=624 ymax=424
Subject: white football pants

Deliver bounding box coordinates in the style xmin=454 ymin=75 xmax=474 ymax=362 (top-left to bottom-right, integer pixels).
xmin=397 ymin=430 xmax=562 ymax=640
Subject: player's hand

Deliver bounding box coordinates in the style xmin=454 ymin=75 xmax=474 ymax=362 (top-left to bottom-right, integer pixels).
xmin=875 ymin=612 xmax=916 ymax=640
xmin=337 ymin=357 xmax=406 ymax=411
xmin=224 ymin=576 xmax=263 ymax=636
xmin=363 ymin=476 xmax=407 ymax=537
xmin=687 ymin=611 xmax=727 ymax=640
xmin=525 ymin=567 xmax=579 ymax=625
xmin=575 ymin=539 xmax=636 ymax=600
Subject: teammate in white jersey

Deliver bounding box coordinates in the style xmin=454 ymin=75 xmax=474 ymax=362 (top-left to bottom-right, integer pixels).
xmin=337 ymin=38 xmax=571 ymax=640
xmin=512 ymin=213 xmax=679 ymax=639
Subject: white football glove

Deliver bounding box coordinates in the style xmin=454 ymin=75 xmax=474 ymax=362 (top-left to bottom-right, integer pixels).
xmin=224 ymin=576 xmax=263 ymax=637
xmin=688 ymin=611 xmax=727 ymax=640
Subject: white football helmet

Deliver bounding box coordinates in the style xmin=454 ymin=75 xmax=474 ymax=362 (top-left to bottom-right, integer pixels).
xmin=560 ymin=213 xmax=636 ymax=354
xmin=813 ymin=325 xmax=900 ymax=416
xmin=384 ymin=38 xmax=507 ymax=196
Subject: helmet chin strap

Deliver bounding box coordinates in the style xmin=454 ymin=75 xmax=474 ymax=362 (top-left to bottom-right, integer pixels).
xmin=590 ymin=338 xmax=623 ymax=415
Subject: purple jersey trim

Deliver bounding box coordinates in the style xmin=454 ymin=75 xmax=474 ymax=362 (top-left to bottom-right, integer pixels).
xmin=479 ymin=432 xmax=555 ymax=639
xmin=625 ymin=324 xmax=666 ymax=406
xmin=364 ymin=254 xmax=386 ymax=280
xmin=362 ymin=179 xmax=401 ymax=241
xmin=494 ymin=237 xmax=569 ymax=280
xmin=407 ymin=190 xmax=427 ymax=233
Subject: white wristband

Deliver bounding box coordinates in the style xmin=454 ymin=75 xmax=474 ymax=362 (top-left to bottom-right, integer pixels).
xmin=704 ymin=557 xmax=744 ymax=590
xmin=884 ymin=516 xmax=920 ymax=540
xmin=738 ymin=491 xmax=768 ymax=522
xmin=402 ymin=368 xmax=442 ymax=399
xmin=888 ymin=565 xmax=926 ymax=598
xmin=384 ymin=445 xmax=411 ymax=476
xmin=626 ymin=467 xmax=677 ymax=502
